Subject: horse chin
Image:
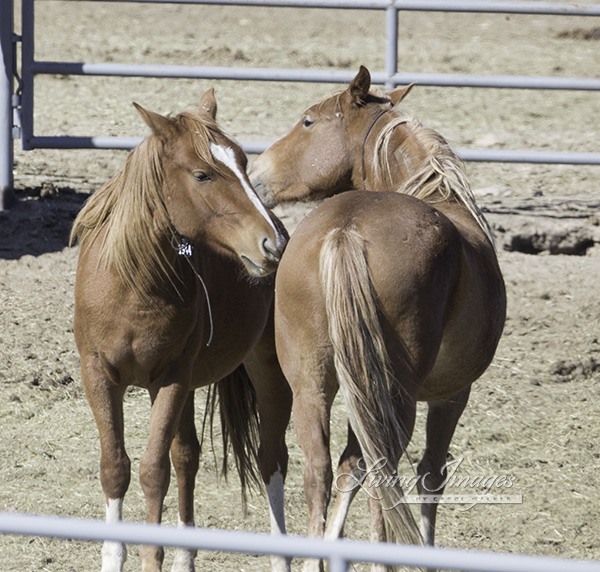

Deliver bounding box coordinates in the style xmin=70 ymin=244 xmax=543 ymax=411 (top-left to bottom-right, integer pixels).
xmin=240 ymin=255 xmax=277 ymax=279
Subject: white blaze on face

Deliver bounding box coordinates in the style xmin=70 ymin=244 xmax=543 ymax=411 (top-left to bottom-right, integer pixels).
xmin=209 ymin=142 xmax=284 ymax=250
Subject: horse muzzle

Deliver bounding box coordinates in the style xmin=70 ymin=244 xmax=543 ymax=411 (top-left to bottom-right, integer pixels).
xmin=241 ymin=233 xmax=287 ymax=278
xmin=250 ymin=178 xmax=276 ymax=209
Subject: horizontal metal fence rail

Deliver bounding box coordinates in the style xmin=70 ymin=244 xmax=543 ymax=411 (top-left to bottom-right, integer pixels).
xmin=57 ymin=0 xmax=600 ymax=15
xmin=11 ymin=0 xmax=600 ymax=166
xmin=2 ymin=512 xmax=600 ymax=572
xmin=25 ymin=135 xmax=600 ymax=166
xmin=29 ymin=61 xmax=600 ymax=91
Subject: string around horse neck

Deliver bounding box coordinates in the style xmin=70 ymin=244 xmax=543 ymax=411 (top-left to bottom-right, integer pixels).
xmin=172 ymin=232 xmax=214 ymax=347
xmin=361 ymin=109 xmax=390 ymax=191
xmin=158 ymin=187 xmax=214 ymax=347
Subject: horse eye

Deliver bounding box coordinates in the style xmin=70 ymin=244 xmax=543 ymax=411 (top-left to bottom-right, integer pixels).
xmin=193 ymin=171 xmax=211 ymax=183
xmin=301 ymin=116 xmax=314 ymax=128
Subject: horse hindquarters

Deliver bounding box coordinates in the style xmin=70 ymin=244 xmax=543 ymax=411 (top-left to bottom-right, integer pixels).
xmin=276 ymin=192 xmax=463 ymax=555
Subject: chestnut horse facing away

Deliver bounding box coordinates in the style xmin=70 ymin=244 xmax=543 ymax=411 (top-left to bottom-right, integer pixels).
xmin=251 ymin=67 xmax=506 ymax=570
xmin=71 ymin=90 xmax=292 ymax=572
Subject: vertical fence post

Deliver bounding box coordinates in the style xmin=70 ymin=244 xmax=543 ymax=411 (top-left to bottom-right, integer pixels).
xmin=20 ymin=0 xmax=34 ymax=151
xmin=0 ymin=0 xmax=16 ymax=209
xmin=329 ymin=553 xmax=348 ymax=572
xmin=384 ymin=1 xmax=398 ymax=90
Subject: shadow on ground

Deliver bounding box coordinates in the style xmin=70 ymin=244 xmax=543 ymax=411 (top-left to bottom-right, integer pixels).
xmin=0 ymin=185 xmax=89 ymax=259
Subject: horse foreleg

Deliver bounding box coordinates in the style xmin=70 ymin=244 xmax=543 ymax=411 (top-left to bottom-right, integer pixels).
xmin=139 ymin=381 xmax=190 ymax=572
xmin=170 ymin=391 xmax=200 ymax=572
xmin=81 ymin=363 xmax=130 ymax=572
xmin=417 ymin=387 xmax=471 ymax=548
xmin=245 ymin=348 xmax=293 ymax=572
xmin=325 ymin=424 xmax=361 ymax=541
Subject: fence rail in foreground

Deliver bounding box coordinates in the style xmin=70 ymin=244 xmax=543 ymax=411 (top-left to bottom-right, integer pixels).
xmin=1 ymin=512 xmax=600 ymax=572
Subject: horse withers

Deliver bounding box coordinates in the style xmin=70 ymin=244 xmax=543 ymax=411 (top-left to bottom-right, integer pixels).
xmin=251 ymin=67 xmax=506 ymax=569
xmin=71 ymin=89 xmax=292 ymax=572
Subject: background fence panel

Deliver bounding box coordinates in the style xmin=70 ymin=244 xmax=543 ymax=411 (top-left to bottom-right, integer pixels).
xmin=1 ymin=0 xmax=599 ymax=186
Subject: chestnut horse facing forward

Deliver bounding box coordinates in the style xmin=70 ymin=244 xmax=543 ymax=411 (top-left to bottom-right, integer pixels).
xmin=251 ymin=67 xmax=506 ymax=569
xmin=71 ymin=90 xmax=291 ymax=572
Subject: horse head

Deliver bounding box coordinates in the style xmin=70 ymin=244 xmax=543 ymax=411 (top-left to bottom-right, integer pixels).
xmin=135 ymin=89 xmax=287 ymax=278
xmin=250 ymin=66 xmax=413 ymax=206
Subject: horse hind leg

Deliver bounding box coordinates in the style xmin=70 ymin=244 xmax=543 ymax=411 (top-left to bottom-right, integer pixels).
xmin=367 ymin=495 xmax=393 ymax=572
xmin=327 ymin=426 xmax=413 ymax=572
xmin=292 ymin=384 xmax=336 ymax=572
xmin=325 ymin=424 xmax=361 ymax=541
xmin=366 ymin=449 xmax=419 ymax=572
xmin=417 ymin=386 xmax=471 ymax=549
xmin=81 ymin=361 xmax=131 ymax=572
xmin=170 ymin=392 xmax=200 ymax=572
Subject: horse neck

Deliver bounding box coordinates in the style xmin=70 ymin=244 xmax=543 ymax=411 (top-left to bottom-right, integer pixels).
xmin=361 ymin=114 xmax=495 ymax=246
xmin=359 ymin=116 xmax=423 ymax=190
xmin=362 ymin=116 xmax=461 ymax=202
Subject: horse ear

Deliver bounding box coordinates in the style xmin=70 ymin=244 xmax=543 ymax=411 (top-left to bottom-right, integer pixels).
xmin=348 ymin=65 xmax=371 ymax=105
xmin=199 ymin=88 xmax=218 ymax=119
xmin=388 ymin=83 xmax=415 ymax=106
xmin=133 ymin=102 xmax=176 ymax=141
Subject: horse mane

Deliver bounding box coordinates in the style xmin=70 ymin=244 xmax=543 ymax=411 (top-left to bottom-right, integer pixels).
xmin=372 ymin=111 xmax=495 ymax=246
xmin=70 ymin=111 xmax=225 ymax=297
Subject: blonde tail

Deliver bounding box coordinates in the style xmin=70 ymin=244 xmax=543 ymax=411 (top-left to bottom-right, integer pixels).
xmin=319 ymin=227 xmax=422 ymax=547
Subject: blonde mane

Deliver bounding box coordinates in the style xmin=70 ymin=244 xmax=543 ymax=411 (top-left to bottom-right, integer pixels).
xmin=372 ymin=111 xmax=494 ymax=246
xmin=70 ymin=112 xmax=225 ymax=297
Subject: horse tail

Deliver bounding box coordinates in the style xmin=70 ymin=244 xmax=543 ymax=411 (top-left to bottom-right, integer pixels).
xmin=319 ymin=227 xmax=422 ymax=547
xmin=203 ymin=364 xmax=260 ymax=511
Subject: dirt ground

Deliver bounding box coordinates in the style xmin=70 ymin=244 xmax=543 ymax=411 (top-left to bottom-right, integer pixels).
xmin=0 ymin=2 xmax=599 ymax=571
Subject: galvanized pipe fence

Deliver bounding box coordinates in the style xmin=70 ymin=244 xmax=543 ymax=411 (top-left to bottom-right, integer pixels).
xmin=1 ymin=0 xmax=600 ymax=199
xmin=1 ymin=511 xmax=600 ymax=572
